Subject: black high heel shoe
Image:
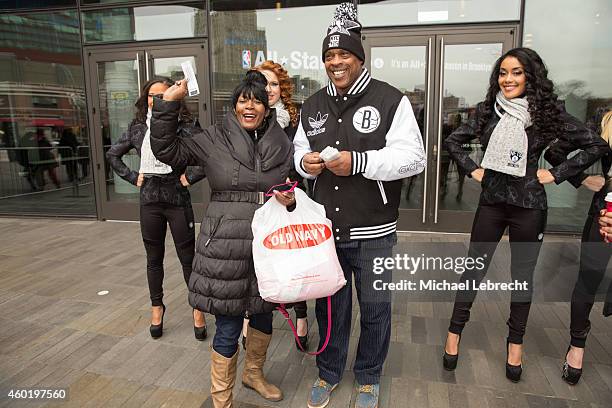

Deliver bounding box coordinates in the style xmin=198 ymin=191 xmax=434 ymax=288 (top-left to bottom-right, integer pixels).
xmin=505 ymin=340 xmax=523 ymax=383
xmin=149 ymin=304 xmax=166 ymax=339
xmin=562 ymin=345 xmax=583 ymax=385
xmin=295 ymin=318 xmax=309 ymax=352
xmin=442 ymin=334 xmax=461 ymax=371
xmin=193 ymin=309 xmax=207 ymax=341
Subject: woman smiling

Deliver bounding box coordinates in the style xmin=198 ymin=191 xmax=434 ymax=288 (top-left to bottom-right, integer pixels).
xmin=441 ymin=48 xmax=608 ymax=382
xmin=149 ymin=70 xmax=294 ymax=407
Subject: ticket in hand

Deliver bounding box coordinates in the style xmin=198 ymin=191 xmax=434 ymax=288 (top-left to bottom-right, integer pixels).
xmin=319 ymin=146 xmax=341 ymax=162
xmin=180 ymin=60 xmax=200 ymax=97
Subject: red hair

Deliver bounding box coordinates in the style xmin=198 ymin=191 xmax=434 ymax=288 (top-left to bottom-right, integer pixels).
xmin=256 ymin=60 xmax=298 ymax=127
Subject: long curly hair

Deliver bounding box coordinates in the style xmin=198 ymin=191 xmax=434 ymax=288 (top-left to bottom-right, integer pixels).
xmin=255 ymin=60 xmax=299 ymax=126
xmin=134 ymin=77 xmax=193 ymax=123
xmin=478 ymin=48 xmax=561 ymax=141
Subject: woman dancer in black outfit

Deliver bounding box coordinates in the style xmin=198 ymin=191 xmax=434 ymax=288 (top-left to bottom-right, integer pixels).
xmin=441 ymin=48 xmax=609 ymax=382
xmin=546 ymin=108 xmax=612 ymax=385
xmin=107 ymin=77 xmax=207 ymax=340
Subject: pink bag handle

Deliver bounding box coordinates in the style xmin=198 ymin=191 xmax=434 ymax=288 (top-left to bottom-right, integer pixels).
xmin=276 ymin=296 xmax=332 ymax=356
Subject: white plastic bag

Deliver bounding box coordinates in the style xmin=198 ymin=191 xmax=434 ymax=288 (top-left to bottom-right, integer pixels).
xmin=251 ymin=188 xmax=346 ymax=304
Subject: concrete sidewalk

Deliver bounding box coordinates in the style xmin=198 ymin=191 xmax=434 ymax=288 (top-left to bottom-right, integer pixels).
xmin=0 ymin=217 xmax=610 ymax=407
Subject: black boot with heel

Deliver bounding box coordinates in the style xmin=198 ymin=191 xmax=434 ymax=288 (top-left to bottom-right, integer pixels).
xmin=562 ymin=345 xmax=583 ymax=385
xmin=442 ymin=334 xmax=461 ymax=371
xmin=193 ymin=308 xmax=207 ymax=341
xmin=149 ymin=303 xmax=166 ymax=339
xmin=295 ymin=318 xmax=309 ymax=352
xmin=505 ymin=340 xmax=523 ymax=382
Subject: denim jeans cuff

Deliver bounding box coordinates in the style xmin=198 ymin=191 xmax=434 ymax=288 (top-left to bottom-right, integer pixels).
xmin=318 ymin=368 xmax=340 ymax=386
xmin=355 ymin=372 xmax=380 ymax=386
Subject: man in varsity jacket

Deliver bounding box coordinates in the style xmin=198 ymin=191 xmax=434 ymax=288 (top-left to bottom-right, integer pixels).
xmin=293 ymin=4 xmax=425 ymax=408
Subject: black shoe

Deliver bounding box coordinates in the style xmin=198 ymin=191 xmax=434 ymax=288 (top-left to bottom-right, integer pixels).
xmin=562 ymin=345 xmax=583 ymax=385
xmin=442 ymin=334 xmax=461 ymax=371
xmin=295 ymin=318 xmax=309 ymax=352
xmin=193 ymin=309 xmax=207 ymax=341
xmin=505 ymin=340 xmax=523 ymax=383
xmin=149 ymin=304 xmax=166 ymax=339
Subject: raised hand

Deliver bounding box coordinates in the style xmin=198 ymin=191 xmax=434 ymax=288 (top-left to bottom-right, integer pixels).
xmin=163 ymin=79 xmax=188 ymax=101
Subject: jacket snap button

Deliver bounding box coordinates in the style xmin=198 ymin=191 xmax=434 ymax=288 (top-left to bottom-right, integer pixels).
xmin=335 ymin=141 xmax=340 ymax=145
xmin=334 ymin=186 xmax=339 ymax=190
xmin=335 ymin=207 xmax=339 ymax=212
xmin=338 ymin=118 xmax=342 ymax=123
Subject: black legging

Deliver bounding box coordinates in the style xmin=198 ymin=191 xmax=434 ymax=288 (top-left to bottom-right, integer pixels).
xmin=140 ymin=203 xmax=195 ymax=306
xmin=570 ymin=214 xmax=612 ymax=348
xmin=449 ymin=203 xmax=547 ymax=344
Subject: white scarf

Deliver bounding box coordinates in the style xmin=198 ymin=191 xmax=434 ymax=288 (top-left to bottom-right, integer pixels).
xmin=139 ymin=109 xmax=172 ymax=174
xmin=481 ymin=92 xmax=532 ymax=177
xmin=272 ymin=100 xmax=291 ymax=129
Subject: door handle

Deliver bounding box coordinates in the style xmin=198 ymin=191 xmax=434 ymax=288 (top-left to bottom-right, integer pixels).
xmin=145 ymin=51 xmax=150 ymax=81
xmin=434 ymin=37 xmax=445 ymax=224
xmin=136 ymin=53 xmax=141 ymax=96
xmin=422 ymin=37 xmax=433 ymax=224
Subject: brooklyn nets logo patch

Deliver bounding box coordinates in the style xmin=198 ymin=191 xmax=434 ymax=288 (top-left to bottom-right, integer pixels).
xmin=352 ymin=106 xmax=380 ymax=134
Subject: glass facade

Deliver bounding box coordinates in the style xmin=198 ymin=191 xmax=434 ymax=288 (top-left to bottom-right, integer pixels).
xmin=0 ymin=10 xmax=95 ymax=216
xmin=209 ymin=1 xmax=341 ymax=123
xmin=0 ymin=0 xmax=608 ymax=233
xmin=81 ymin=3 xmax=207 ymax=44
xmin=358 ymin=0 xmax=521 ymax=27
xmin=524 ymin=0 xmax=612 ymax=232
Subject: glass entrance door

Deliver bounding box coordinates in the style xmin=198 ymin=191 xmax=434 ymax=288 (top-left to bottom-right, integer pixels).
xmin=86 ymin=42 xmax=210 ymax=221
xmin=364 ymin=25 xmax=516 ymax=232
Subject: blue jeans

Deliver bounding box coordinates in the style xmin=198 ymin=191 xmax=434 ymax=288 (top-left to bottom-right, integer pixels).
xmin=316 ymin=233 xmax=396 ymax=386
xmin=213 ymin=312 xmax=273 ymax=358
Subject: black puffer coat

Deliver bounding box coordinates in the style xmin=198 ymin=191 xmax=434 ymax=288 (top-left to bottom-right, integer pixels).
xmin=150 ymin=98 xmax=293 ymax=316
xmin=106 ymin=119 xmax=206 ymax=206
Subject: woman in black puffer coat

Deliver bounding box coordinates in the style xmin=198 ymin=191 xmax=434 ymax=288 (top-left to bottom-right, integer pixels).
xmin=150 ymin=71 xmax=295 ymax=407
xmin=106 ymin=77 xmax=208 ymax=341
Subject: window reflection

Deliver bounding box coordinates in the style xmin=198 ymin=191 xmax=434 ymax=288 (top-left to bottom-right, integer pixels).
xmin=0 ymin=10 xmax=94 ymax=216
xmin=358 ymin=0 xmax=520 ymax=27
xmin=82 ymin=3 xmax=207 ymax=44
xmin=210 ymin=1 xmax=341 ymax=122
xmin=370 ymin=46 xmax=427 ymax=210
xmin=524 ymin=0 xmax=612 ymax=232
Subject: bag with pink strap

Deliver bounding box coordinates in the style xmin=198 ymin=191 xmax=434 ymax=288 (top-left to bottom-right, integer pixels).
xmin=251 ymin=187 xmax=346 ymax=355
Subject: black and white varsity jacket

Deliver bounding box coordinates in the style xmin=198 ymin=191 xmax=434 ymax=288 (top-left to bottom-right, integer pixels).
xmin=294 ymin=68 xmax=426 ymax=242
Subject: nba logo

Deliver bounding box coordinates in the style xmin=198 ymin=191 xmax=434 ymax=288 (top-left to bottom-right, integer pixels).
xmin=242 ymin=50 xmax=251 ymax=69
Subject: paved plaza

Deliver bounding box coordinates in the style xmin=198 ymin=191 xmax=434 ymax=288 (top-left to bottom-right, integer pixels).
xmin=0 ymin=217 xmax=611 ymax=407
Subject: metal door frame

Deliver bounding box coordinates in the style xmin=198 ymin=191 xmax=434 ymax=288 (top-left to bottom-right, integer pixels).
xmin=83 ymin=40 xmax=211 ymax=221
xmin=363 ymin=23 xmax=519 ymax=232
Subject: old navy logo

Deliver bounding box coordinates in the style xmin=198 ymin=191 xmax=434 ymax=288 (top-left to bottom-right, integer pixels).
xmin=328 ymin=35 xmax=340 ymax=48
xmin=508 ymin=150 xmax=522 ymax=168
xmin=263 ymin=223 xmax=332 ymax=250
xmin=307 ymin=112 xmax=328 ymax=137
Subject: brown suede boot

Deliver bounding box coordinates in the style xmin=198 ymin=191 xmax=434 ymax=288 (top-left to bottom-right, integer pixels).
xmin=210 ymin=348 xmax=238 ymax=408
xmin=241 ymin=327 xmax=283 ymax=401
